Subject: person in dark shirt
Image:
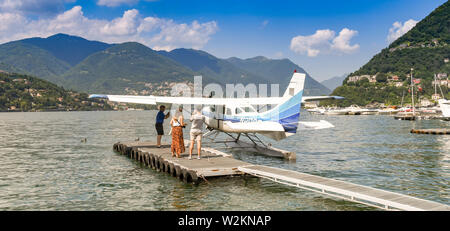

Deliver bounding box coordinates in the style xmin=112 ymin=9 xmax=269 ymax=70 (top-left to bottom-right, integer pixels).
xmin=155 ymin=105 xmax=170 ymax=148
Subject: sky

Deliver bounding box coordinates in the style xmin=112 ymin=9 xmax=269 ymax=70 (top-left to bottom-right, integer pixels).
xmin=0 ymin=0 xmax=447 ymax=81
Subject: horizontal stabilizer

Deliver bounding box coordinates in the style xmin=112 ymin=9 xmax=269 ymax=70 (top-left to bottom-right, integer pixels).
xmin=297 ymin=120 xmax=334 ymax=130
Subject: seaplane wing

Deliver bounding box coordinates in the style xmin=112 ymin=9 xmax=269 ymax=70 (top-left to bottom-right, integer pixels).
xmin=89 ymin=95 xmax=157 ymax=105
xmin=90 ymin=94 xmax=284 ymax=106
xmin=302 ymin=96 xmax=344 ymax=102
xmin=89 ymin=95 xmax=343 ymax=105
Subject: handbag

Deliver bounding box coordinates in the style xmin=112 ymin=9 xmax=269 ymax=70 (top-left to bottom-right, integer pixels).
xmin=172 ymin=120 xmax=181 ymax=127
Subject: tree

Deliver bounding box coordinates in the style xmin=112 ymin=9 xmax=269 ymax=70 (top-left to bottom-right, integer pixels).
xmin=376 ymin=73 xmax=388 ymax=83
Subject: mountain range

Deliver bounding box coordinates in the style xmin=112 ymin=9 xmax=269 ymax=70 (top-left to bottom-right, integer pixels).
xmin=227 ymin=56 xmax=330 ymax=96
xmin=320 ymin=74 xmax=347 ymax=91
xmin=0 ymin=33 xmax=330 ymax=96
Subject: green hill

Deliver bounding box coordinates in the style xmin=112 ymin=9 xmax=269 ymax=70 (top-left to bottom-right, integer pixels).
xmin=0 ymin=41 xmax=71 ymax=82
xmin=20 ymin=33 xmax=112 ymax=66
xmin=158 ymin=48 xmax=269 ymax=86
xmin=328 ymin=1 xmax=450 ymax=106
xmin=0 ymin=62 xmax=25 ymax=73
xmin=390 ymin=2 xmax=450 ymax=47
xmin=0 ymin=72 xmax=111 ymax=112
xmin=227 ymin=56 xmax=331 ymax=96
xmin=62 ymin=42 xmax=198 ymax=93
xmin=0 ymin=34 xmax=113 ymax=87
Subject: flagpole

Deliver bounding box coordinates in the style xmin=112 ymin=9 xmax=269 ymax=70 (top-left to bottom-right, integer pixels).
xmin=411 ymin=68 xmax=415 ymax=115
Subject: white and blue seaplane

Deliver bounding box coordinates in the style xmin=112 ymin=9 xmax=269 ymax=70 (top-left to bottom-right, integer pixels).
xmin=89 ymin=72 xmax=343 ymax=159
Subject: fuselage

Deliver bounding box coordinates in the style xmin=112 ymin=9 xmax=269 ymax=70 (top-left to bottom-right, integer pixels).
xmin=201 ymin=105 xmax=288 ymax=140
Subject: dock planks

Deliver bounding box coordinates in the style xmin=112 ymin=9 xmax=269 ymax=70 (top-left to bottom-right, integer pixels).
xmin=238 ymin=165 xmax=450 ymax=211
xmin=113 ymin=141 xmax=449 ymax=211
xmin=114 ymin=141 xmax=248 ymax=181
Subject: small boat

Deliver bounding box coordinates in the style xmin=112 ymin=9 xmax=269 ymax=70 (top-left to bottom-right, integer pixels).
xmin=345 ymin=105 xmax=363 ymax=115
xmin=360 ymin=108 xmax=379 ymax=115
xmin=307 ymin=107 xmax=326 ymax=115
xmin=438 ymin=99 xmax=450 ymax=118
xmin=377 ymin=108 xmax=400 ymax=115
xmin=324 ymin=108 xmax=348 ymax=115
xmin=434 ymin=73 xmax=450 ymax=119
xmin=395 ymin=68 xmax=417 ymax=120
xmin=418 ymin=108 xmax=438 ymax=114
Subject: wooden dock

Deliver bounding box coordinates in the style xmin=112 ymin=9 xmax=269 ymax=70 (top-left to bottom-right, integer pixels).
xmin=113 ymin=141 xmax=249 ymax=182
xmin=411 ymin=128 xmax=450 ymax=135
xmin=113 ymin=141 xmax=450 ymax=211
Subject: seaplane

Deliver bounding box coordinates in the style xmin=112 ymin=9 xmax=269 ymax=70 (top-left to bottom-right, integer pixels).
xmin=89 ymin=71 xmax=343 ymax=159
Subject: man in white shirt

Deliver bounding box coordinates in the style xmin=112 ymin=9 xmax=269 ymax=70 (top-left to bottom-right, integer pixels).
xmin=189 ymin=108 xmax=205 ymax=159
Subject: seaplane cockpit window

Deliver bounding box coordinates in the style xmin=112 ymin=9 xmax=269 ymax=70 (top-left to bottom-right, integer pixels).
xmin=235 ymin=107 xmax=243 ymax=114
xmin=210 ymin=105 xmax=215 ymax=112
xmin=226 ymin=108 xmax=232 ymax=115
xmin=243 ymin=106 xmax=256 ymax=113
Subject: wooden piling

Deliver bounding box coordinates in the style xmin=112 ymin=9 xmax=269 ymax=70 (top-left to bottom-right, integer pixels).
xmin=411 ymin=128 xmax=450 ymax=135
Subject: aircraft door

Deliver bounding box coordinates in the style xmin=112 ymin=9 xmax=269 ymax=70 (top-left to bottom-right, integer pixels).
xmin=204 ymin=105 xmax=222 ymax=129
xmin=216 ymin=105 xmax=224 ymax=120
xmin=216 ymin=105 xmax=224 ymax=129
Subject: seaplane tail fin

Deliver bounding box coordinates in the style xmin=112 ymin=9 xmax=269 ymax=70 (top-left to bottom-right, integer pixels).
xmin=283 ymin=71 xmax=306 ymax=98
xmin=261 ymin=71 xmax=306 ymax=137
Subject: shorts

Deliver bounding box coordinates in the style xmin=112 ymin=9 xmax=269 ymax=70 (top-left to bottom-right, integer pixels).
xmin=155 ymin=123 xmax=164 ymax=135
xmin=190 ymin=130 xmax=203 ymax=142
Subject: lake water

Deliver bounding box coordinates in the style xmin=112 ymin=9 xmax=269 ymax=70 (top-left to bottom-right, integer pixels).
xmin=0 ymin=110 xmax=448 ymax=210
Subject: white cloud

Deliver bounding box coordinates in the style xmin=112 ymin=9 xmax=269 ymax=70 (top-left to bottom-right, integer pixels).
xmin=97 ymin=0 xmax=139 ymax=7
xmin=0 ymin=6 xmax=218 ymax=51
xmin=151 ymin=20 xmax=218 ymax=50
xmin=290 ymin=28 xmax=359 ymax=57
xmin=387 ymin=19 xmax=418 ymax=44
xmin=0 ymin=12 xmax=27 ymax=32
xmin=331 ymin=28 xmax=359 ymax=54
xmin=101 ymin=9 xmax=139 ymax=36
xmin=137 ymin=16 xmax=161 ymax=33
xmin=290 ymin=29 xmax=335 ymax=57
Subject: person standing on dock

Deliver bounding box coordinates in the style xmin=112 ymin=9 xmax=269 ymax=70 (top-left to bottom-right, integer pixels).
xmin=155 ymin=105 xmax=170 ymax=148
xmin=170 ymin=106 xmax=185 ymax=158
xmin=189 ymin=108 xmax=205 ymax=160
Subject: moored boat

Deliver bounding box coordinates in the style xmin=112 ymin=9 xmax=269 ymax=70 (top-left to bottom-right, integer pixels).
xmin=324 ymin=108 xmax=349 ymax=115
xmin=438 ymin=99 xmax=450 ymax=118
